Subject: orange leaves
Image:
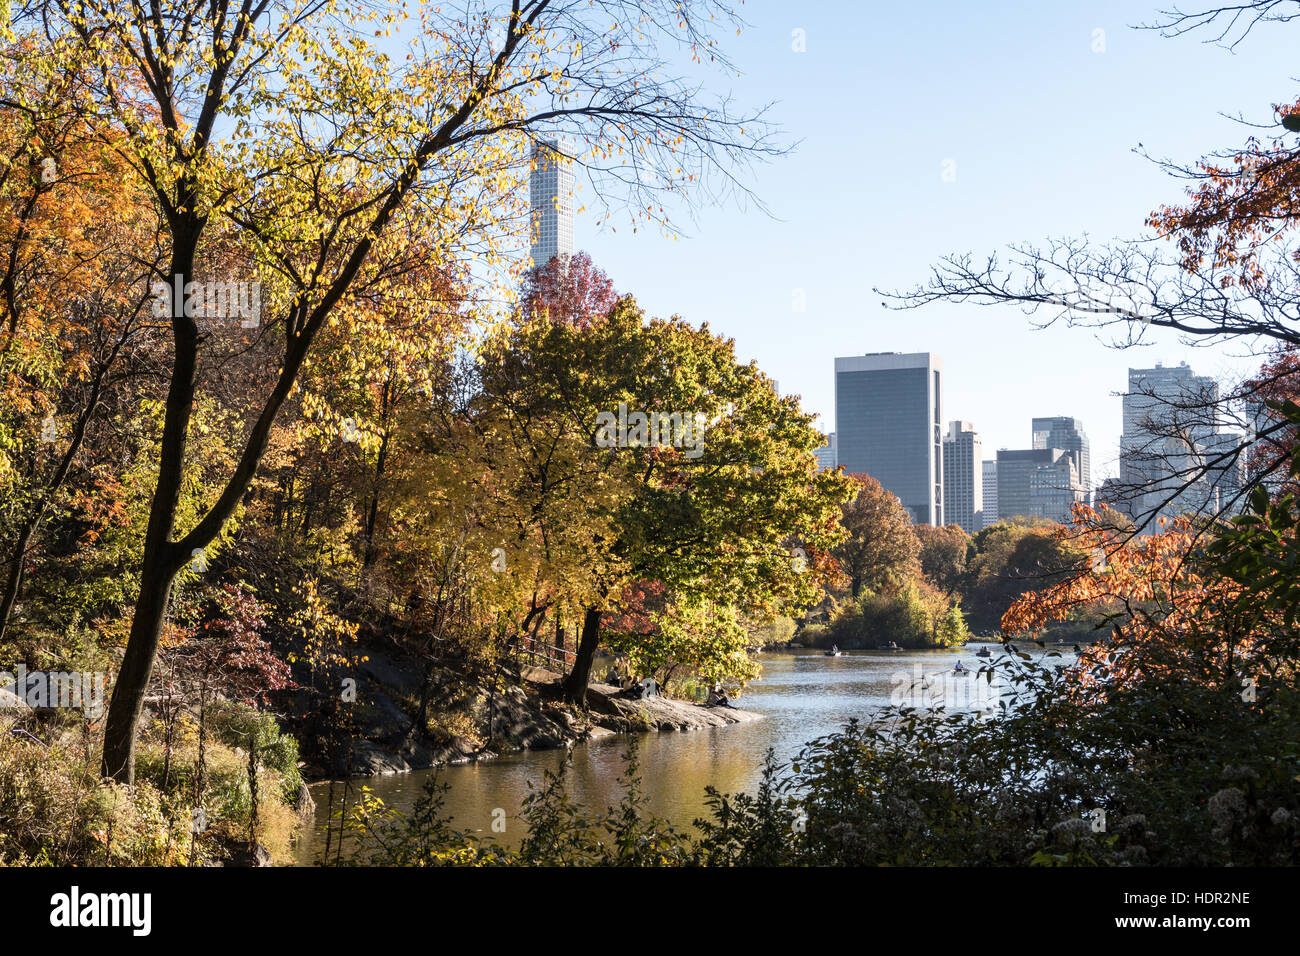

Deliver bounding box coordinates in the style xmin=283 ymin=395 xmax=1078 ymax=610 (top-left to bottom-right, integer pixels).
xmin=1148 ymin=97 xmax=1300 ymax=286
xmin=1001 ymin=502 xmax=1276 ymax=698
xmin=1001 ymin=505 xmax=1200 ymax=637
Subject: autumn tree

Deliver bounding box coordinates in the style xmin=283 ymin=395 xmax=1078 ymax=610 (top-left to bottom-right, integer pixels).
xmin=520 ymin=250 xmax=617 ymax=329
xmin=474 ymin=297 xmax=853 ymax=705
xmin=913 ymin=522 xmax=970 ymax=599
xmin=13 ymin=0 xmax=780 ymax=782
xmin=963 ymin=517 xmax=1084 ymax=633
xmin=0 ymin=41 xmax=162 ymax=640
xmin=834 ymin=474 xmax=921 ymax=599
xmin=1001 ymin=446 xmax=1300 ymax=706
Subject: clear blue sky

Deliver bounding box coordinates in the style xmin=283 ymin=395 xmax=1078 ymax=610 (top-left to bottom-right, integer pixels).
xmin=570 ymin=0 xmax=1296 ymax=484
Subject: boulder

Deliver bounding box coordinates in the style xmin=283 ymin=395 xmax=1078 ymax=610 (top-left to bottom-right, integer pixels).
xmin=228 ymin=843 xmax=273 ymax=867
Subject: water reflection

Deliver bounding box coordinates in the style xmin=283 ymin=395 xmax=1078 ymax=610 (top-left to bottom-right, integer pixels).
xmin=296 ymin=645 xmax=1074 ymax=863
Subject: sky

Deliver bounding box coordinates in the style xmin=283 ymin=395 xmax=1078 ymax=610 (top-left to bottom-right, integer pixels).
xmin=564 ymin=0 xmax=1299 ymax=485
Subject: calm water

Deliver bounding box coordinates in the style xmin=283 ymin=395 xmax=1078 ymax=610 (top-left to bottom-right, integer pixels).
xmin=295 ymin=644 xmax=1074 ymax=863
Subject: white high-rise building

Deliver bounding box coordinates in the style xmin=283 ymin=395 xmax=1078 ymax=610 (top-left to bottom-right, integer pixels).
xmin=1032 ymin=416 xmax=1090 ymax=496
xmin=529 ymin=138 xmax=574 ymax=268
xmin=942 ymin=421 xmax=982 ymax=533
xmin=982 ymin=459 xmax=998 ymax=529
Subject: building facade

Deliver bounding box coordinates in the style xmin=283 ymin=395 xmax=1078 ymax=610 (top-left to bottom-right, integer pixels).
xmin=1032 ymin=416 xmax=1090 ymax=497
xmin=996 ymin=447 xmax=1085 ymax=524
xmin=815 ymin=432 xmax=837 ymax=471
xmin=1117 ymin=361 xmax=1240 ymax=523
xmin=942 ymin=421 xmax=983 ymax=533
xmin=982 ymin=459 xmax=998 ymax=529
xmin=835 ymin=352 xmax=944 ymax=525
xmin=529 ymin=138 xmax=574 ymax=268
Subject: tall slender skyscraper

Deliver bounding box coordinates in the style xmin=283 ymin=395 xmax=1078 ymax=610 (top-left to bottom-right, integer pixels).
xmin=942 ymin=421 xmax=982 ymax=533
xmin=835 ymin=352 xmax=944 ymax=525
xmin=982 ymin=459 xmax=998 ymax=528
xmin=529 ymin=138 xmax=574 ymax=268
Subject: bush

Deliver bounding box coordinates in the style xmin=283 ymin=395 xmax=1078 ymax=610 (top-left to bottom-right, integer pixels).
xmin=1 ymin=702 xmax=305 ymax=866
xmin=796 ymin=623 xmax=830 ymax=648
xmin=827 ymin=581 xmax=967 ymax=649
xmin=0 ymin=716 xmax=187 ymax=866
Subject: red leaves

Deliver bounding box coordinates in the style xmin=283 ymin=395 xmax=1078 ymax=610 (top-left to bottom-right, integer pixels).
xmin=520 ymin=251 xmax=618 ymax=329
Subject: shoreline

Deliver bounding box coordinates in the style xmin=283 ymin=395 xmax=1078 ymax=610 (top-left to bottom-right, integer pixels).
xmin=303 ymin=664 xmax=762 ymax=782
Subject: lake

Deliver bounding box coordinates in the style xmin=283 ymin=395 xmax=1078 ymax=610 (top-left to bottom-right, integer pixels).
xmin=295 ymin=644 xmax=1075 ymax=863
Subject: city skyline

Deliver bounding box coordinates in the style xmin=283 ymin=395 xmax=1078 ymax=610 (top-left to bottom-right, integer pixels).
xmin=827 ymin=351 xmax=1248 ymax=526
xmin=560 ymin=0 xmax=1284 ymax=482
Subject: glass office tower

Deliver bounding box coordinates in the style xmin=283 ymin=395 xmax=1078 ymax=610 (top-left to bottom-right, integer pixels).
xmin=835 ymin=352 xmax=944 ymax=525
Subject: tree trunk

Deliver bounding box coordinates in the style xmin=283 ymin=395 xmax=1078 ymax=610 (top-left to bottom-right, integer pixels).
xmin=101 ymin=548 xmax=184 ymax=782
xmin=562 ymin=607 xmax=602 ymax=706
xmin=362 ymin=381 xmax=392 ymax=570
xmin=0 ymin=521 xmax=33 ymax=643
xmin=102 ymin=238 xmax=200 ymax=784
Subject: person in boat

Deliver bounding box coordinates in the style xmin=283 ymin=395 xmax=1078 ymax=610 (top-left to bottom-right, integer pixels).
xmin=832 ymin=644 xmax=839 ymax=655
xmin=954 ymin=659 xmax=966 ymax=673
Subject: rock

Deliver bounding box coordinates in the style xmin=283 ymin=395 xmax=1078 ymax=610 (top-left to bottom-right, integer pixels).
xmin=228 ymin=843 xmax=272 ymax=867
xmin=343 ymin=741 xmax=415 ymax=776
xmin=357 ymin=649 xmax=427 ymax=696
xmin=589 ymin=686 xmax=762 ymax=732
xmin=0 ymin=688 xmax=30 ymax=710
xmin=293 ymin=782 xmax=316 ymax=820
xmin=520 ymin=665 xmax=563 ymax=685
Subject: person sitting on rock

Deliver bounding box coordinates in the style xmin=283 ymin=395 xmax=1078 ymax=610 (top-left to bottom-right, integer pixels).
xmin=706 ymin=684 xmax=732 ymax=708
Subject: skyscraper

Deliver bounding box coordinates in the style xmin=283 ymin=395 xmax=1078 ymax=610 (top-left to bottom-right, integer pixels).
xmin=1032 ymin=416 xmax=1090 ymax=497
xmin=835 ymin=352 xmax=944 ymax=524
xmin=996 ymin=447 xmax=1085 ymax=523
xmin=529 ymin=138 xmax=574 ymax=268
xmin=815 ymin=432 xmax=837 ymax=471
xmin=942 ymin=421 xmax=982 ymax=533
xmin=982 ymin=459 xmax=998 ymax=529
xmin=1118 ymin=361 xmax=1230 ymax=522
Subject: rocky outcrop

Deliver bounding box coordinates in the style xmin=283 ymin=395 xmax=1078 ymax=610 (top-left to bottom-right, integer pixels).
xmin=291 ymin=647 xmax=761 ymax=779
xmin=582 ymin=681 xmax=762 ymax=731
